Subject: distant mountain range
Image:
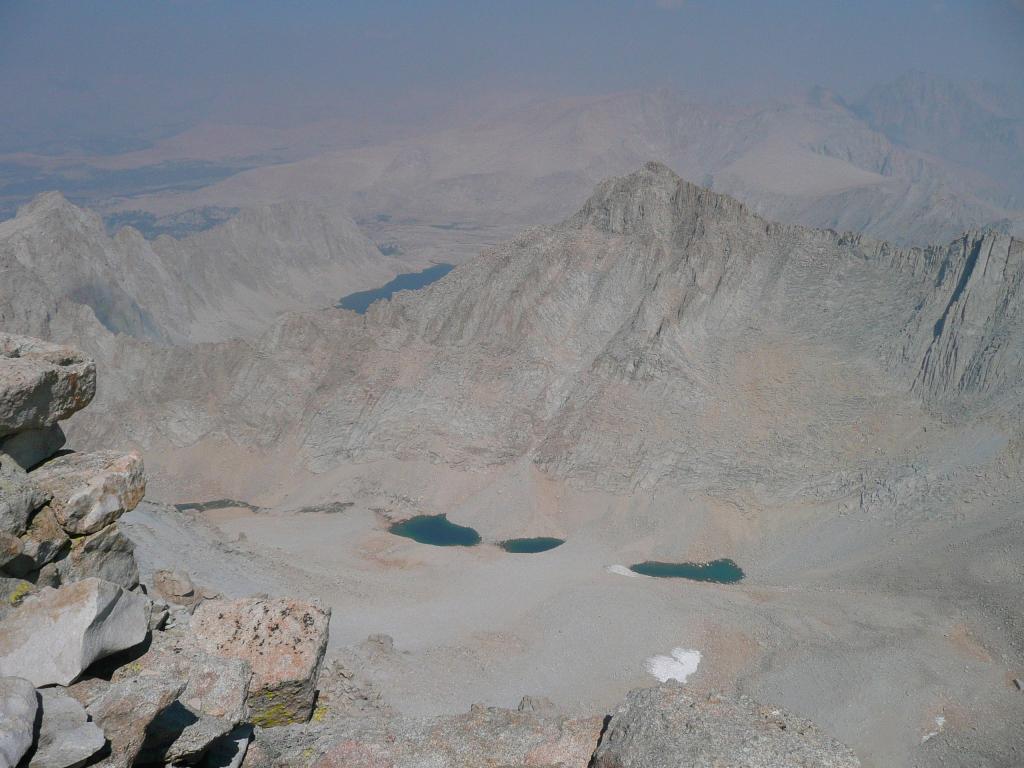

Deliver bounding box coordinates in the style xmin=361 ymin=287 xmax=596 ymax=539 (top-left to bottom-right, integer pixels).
xmin=3 ymin=72 xmax=1020 ymax=254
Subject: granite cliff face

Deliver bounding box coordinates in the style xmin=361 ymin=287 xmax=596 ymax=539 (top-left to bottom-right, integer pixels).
xmin=60 ymin=164 xmax=1021 ymax=498
xmin=0 ymin=192 xmax=403 ymax=344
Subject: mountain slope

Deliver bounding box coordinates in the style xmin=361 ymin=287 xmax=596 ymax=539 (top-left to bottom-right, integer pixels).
xmin=0 ymin=192 xmax=408 ymax=343
xmin=61 ymin=164 xmax=1023 ymax=499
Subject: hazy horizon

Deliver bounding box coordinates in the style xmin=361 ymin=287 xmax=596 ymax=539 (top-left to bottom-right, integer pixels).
xmin=3 ymin=0 xmax=1023 ymax=154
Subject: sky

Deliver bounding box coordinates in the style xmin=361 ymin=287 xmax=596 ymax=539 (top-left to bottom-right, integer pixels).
xmin=1 ymin=0 xmax=1022 ymax=152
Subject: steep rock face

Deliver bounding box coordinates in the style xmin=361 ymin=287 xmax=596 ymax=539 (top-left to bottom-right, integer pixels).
xmin=56 ymin=164 xmax=1023 ymax=499
xmin=896 ymin=232 xmax=1024 ymax=410
xmin=0 ymin=193 xmax=403 ymax=344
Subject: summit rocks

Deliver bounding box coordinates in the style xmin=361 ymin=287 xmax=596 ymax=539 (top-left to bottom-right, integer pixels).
xmin=0 ymin=577 xmax=150 ymax=686
xmin=191 ymin=597 xmax=331 ymax=727
xmin=0 ymin=334 xmax=95 ymax=438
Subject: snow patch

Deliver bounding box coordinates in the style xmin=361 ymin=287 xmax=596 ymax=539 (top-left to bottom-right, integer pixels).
xmin=922 ymin=715 xmax=946 ymax=744
xmin=646 ymin=647 xmax=701 ymax=683
xmin=606 ymin=564 xmax=640 ymax=577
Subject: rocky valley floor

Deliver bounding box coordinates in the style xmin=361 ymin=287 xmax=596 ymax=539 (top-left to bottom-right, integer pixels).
xmin=122 ymin=448 xmax=1024 ymax=768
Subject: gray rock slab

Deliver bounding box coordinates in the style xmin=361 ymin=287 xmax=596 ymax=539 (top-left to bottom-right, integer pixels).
xmin=0 ymin=676 xmax=38 ymax=768
xmin=0 ymin=577 xmax=150 ymax=686
xmin=27 ymin=686 xmax=106 ymax=768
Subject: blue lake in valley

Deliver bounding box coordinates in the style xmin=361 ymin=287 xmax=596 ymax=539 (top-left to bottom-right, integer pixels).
xmin=337 ymin=263 xmax=454 ymax=314
xmin=498 ymin=537 xmax=565 ymax=553
xmin=388 ymin=514 xmax=481 ymax=547
xmin=628 ymin=558 xmax=745 ymax=583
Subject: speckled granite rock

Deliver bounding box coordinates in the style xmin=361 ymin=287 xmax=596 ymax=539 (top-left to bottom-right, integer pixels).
xmin=237 ymin=704 xmax=603 ymax=768
xmin=85 ymin=674 xmax=186 ymax=768
xmin=191 ymin=597 xmax=330 ymax=727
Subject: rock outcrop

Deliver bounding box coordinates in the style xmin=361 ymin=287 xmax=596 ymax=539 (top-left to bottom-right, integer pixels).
xmin=191 ymin=597 xmax=331 ymax=727
xmin=591 ymin=684 xmax=861 ymax=768
xmin=0 ymin=334 xmax=336 ymax=764
xmin=31 ymin=450 xmax=146 ymax=536
xmin=0 ymin=194 xmax=405 ymax=344
xmin=27 ymin=686 xmax=106 ymax=768
xmin=0 ymin=676 xmax=37 ymax=768
xmin=0 ymin=578 xmax=150 ymax=686
xmin=0 ymin=334 xmax=95 ymax=438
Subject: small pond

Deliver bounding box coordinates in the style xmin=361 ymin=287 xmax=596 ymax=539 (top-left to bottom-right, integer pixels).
xmin=629 ymin=558 xmax=744 ymax=583
xmin=388 ymin=514 xmax=481 ymax=547
xmin=337 ymin=263 xmax=454 ymax=314
xmin=498 ymin=537 xmax=565 ymax=554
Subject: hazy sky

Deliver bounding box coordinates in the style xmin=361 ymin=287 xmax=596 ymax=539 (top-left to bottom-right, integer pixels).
xmin=2 ymin=0 xmax=1022 ymax=152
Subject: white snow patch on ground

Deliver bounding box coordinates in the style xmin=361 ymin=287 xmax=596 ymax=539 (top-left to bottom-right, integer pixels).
xmin=922 ymin=715 xmax=946 ymax=743
xmin=646 ymin=647 xmax=702 ymax=683
xmin=606 ymin=564 xmax=640 ymax=577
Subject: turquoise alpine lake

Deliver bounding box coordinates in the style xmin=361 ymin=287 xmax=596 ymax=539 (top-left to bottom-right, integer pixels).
xmin=388 ymin=514 xmax=481 ymax=547
xmin=628 ymin=558 xmax=745 ymax=583
xmin=498 ymin=537 xmax=565 ymax=553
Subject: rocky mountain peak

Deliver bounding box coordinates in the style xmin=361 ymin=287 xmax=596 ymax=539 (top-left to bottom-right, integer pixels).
xmin=572 ymin=161 xmax=751 ymax=238
xmin=10 ymin=191 xmax=103 ymax=234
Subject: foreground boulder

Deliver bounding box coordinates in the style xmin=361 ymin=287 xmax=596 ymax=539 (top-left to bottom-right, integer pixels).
xmin=86 ymin=675 xmax=186 ymax=768
xmin=191 ymin=597 xmax=330 ymax=726
xmin=0 ymin=531 xmax=21 ymax=569
xmin=0 ymin=676 xmax=37 ymax=768
xmin=27 ymin=686 xmax=106 ymax=768
xmin=0 ymin=424 xmax=66 ymax=472
xmin=0 ymin=577 xmax=149 ymax=686
xmin=244 ymin=703 xmax=603 ymax=768
xmin=57 ymin=523 xmax=139 ymax=588
xmin=0 ymin=470 xmax=48 ymax=536
xmin=591 ymin=684 xmax=860 ymax=768
xmin=30 ymin=450 xmax=145 ymax=535
xmin=0 ymin=334 xmax=96 ymax=438
xmin=109 ymin=628 xmax=252 ymax=763
xmin=3 ymin=505 xmax=69 ymax=579
xmin=154 ymin=568 xmax=196 ymax=605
